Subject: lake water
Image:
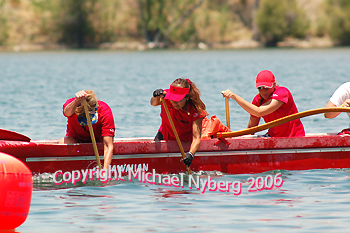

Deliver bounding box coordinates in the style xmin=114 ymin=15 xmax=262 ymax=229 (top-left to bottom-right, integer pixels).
xmin=1 ymin=49 xmax=350 ymax=232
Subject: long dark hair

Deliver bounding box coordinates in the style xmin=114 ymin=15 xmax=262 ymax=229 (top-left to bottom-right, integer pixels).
xmin=171 ymin=78 xmax=208 ymax=115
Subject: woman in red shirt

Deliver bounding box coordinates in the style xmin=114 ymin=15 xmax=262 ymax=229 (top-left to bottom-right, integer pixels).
xmin=151 ymin=78 xmax=207 ymax=166
xmin=222 ymin=70 xmax=305 ymax=137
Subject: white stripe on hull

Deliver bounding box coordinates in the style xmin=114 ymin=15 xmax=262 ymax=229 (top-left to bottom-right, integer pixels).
xmin=26 ymin=147 xmax=350 ymax=162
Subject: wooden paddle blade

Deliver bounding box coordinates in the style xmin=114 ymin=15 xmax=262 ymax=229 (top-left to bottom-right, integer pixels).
xmin=0 ymin=129 xmax=31 ymax=142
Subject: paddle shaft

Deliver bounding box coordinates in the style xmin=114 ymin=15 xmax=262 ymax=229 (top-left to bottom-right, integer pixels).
xmin=83 ymin=100 xmax=102 ymax=170
xmin=214 ymin=107 xmax=350 ymax=138
xmin=225 ymin=98 xmax=230 ymax=129
xmin=160 ymin=97 xmax=192 ymax=175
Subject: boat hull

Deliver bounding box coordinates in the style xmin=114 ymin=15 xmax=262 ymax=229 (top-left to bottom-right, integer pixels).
xmin=1 ymin=134 xmax=350 ymax=174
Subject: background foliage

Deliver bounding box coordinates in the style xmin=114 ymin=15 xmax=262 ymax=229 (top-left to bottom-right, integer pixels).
xmin=324 ymin=0 xmax=350 ymax=45
xmin=0 ymin=0 xmax=348 ymax=48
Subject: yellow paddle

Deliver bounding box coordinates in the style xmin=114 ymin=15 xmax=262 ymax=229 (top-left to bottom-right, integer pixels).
xmin=213 ymin=107 xmax=350 ymax=139
xmin=225 ymin=98 xmax=231 ymax=129
xmin=160 ymin=97 xmax=192 ymax=175
xmin=83 ymin=99 xmax=102 ymax=170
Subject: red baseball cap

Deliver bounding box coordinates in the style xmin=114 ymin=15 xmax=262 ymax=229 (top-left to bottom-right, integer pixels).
xmin=164 ymin=85 xmax=190 ymax=101
xmin=256 ymin=70 xmax=275 ymax=88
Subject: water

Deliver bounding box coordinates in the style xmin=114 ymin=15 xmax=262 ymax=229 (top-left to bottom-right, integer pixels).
xmin=1 ymin=49 xmax=350 ymax=232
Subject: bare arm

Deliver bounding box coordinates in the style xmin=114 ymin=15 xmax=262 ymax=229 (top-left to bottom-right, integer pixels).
xmin=64 ymin=99 xmax=81 ymax=117
xmin=64 ymin=90 xmax=89 ymax=117
xmin=324 ymin=101 xmax=339 ymax=118
xmin=246 ymin=116 xmax=260 ymax=135
xmin=247 ymin=115 xmax=260 ymax=128
xmin=189 ymin=118 xmax=203 ymax=154
xmin=102 ymin=136 xmax=114 ymax=169
xmin=222 ymin=89 xmax=283 ymax=117
xmin=324 ymin=99 xmax=350 ymax=118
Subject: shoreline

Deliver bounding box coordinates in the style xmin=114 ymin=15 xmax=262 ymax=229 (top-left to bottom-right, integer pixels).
xmin=0 ymin=37 xmax=337 ymax=52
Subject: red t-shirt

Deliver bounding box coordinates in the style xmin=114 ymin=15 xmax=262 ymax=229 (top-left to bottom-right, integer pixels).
xmin=159 ymin=100 xmax=206 ymax=141
xmin=251 ymin=86 xmax=305 ymax=137
xmin=63 ymin=98 xmax=115 ymax=142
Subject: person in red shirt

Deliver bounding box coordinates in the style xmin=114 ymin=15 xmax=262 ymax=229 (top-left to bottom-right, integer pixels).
xmin=151 ymin=78 xmax=208 ymax=166
xmin=59 ymin=90 xmax=115 ymax=169
xmin=222 ymin=70 xmax=305 ymax=137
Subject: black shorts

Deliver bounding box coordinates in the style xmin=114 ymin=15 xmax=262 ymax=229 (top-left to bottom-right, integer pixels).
xmin=154 ymin=131 xmax=164 ymax=141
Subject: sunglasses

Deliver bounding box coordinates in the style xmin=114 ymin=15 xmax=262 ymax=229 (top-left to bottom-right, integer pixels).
xmin=257 ymin=86 xmax=272 ymax=90
xmin=88 ymin=107 xmax=98 ymax=114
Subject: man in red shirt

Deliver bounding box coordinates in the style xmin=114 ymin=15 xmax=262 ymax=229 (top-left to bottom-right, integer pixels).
xmin=59 ymin=90 xmax=115 ymax=169
xmin=222 ymin=70 xmax=305 ymax=137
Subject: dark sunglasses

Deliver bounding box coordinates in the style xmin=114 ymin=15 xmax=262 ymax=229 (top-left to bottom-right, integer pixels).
xmin=257 ymin=86 xmax=272 ymax=90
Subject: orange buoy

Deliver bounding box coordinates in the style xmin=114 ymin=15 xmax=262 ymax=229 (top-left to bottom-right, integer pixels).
xmin=0 ymin=152 xmax=33 ymax=230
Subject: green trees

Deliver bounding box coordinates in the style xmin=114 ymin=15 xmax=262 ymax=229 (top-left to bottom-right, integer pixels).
xmin=57 ymin=0 xmax=96 ymax=48
xmin=138 ymin=0 xmax=204 ymax=47
xmin=31 ymin=0 xmax=97 ymax=48
xmin=1 ymin=0 xmax=350 ymax=48
xmin=255 ymin=0 xmax=309 ymax=46
xmin=0 ymin=0 xmax=8 ymax=45
xmin=324 ymin=0 xmax=350 ymax=45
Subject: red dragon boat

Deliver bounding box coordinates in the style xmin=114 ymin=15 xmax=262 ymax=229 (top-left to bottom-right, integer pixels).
xmin=1 ymin=107 xmax=350 ymax=175
xmin=1 ymin=133 xmax=350 ymax=175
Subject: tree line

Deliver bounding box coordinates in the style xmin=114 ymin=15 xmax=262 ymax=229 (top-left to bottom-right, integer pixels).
xmin=0 ymin=0 xmax=349 ymax=49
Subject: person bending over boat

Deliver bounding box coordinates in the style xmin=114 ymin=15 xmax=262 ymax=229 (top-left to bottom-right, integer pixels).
xmin=324 ymin=82 xmax=350 ymax=134
xmin=151 ymin=78 xmax=208 ymax=167
xmin=222 ymin=70 xmax=305 ymax=137
xmin=59 ymin=90 xmax=115 ymax=169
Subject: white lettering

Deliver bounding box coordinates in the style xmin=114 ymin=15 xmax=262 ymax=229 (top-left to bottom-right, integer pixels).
xmin=63 ymin=171 xmax=72 ymax=183
xmin=81 ymin=169 xmax=89 ymax=184
xmin=200 ymin=179 xmax=208 ymax=194
xmin=188 ymin=175 xmax=200 ymax=190
xmin=53 ymin=170 xmax=63 ymax=185
xmin=72 ymin=170 xmax=81 ymax=185
xmin=128 ymin=169 xmax=142 ymax=181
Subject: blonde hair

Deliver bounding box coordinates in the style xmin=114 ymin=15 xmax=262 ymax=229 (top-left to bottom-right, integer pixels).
xmin=171 ymin=78 xmax=208 ymax=115
xmin=75 ymin=90 xmax=99 ymax=117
